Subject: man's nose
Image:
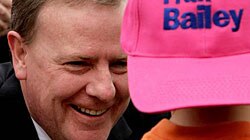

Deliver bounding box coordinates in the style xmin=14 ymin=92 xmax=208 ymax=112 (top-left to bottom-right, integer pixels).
xmin=86 ymin=69 xmax=116 ymax=102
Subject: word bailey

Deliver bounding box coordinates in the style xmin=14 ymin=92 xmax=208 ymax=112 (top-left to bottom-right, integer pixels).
xmin=163 ymin=0 xmax=244 ymax=32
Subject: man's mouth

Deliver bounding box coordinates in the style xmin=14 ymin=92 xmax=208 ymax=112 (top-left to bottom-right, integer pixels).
xmin=70 ymin=104 xmax=107 ymax=116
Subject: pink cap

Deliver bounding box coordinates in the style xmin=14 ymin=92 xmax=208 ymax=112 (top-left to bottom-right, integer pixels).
xmin=121 ymin=0 xmax=250 ymax=113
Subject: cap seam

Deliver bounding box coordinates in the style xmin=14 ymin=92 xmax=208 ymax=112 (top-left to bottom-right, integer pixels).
xmin=134 ymin=0 xmax=141 ymax=52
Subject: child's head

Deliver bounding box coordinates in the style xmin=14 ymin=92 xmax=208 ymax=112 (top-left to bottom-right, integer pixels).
xmin=121 ymin=0 xmax=250 ymax=114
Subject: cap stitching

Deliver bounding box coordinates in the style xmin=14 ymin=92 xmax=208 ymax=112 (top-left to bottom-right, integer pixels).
xmin=134 ymin=0 xmax=141 ymax=52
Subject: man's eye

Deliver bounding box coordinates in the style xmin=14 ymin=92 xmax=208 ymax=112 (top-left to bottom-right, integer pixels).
xmin=63 ymin=61 xmax=92 ymax=73
xmin=66 ymin=61 xmax=89 ymax=66
xmin=110 ymin=60 xmax=127 ymax=74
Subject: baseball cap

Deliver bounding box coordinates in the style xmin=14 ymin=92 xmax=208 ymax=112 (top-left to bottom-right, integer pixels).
xmin=121 ymin=0 xmax=250 ymax=113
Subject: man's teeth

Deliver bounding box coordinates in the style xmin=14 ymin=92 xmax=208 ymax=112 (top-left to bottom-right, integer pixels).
xmin=78 ymin=107 xmax=107 ymax=116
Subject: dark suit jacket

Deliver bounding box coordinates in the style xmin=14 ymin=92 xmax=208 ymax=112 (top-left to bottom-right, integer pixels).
xmin=0 ymin=62 xmax=131 ymax=140
xmin=0 ymin=62 xmax=39 ymax=139
xmin=0 ymin=35 xmax=11 ymax=63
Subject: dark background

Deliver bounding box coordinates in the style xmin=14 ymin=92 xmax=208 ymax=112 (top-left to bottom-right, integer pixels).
xmin=0 ymin=35 xmax=11 ymax=63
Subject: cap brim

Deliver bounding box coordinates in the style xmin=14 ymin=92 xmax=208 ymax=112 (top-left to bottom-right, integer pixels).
xmin=128 ymin=53 xmax=250 ymax=114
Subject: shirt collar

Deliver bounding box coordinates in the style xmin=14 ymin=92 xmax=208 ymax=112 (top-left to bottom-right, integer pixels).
xmin=31 ymin=118 xmax=52 ymax=140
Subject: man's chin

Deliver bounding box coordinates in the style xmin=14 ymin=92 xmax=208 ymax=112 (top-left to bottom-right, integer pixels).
xmin=65 ymin=129 xmax=110 ymax=140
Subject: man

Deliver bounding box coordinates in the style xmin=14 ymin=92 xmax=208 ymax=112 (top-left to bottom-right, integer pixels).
xmin=0 ymin=0 xmax=12 ymax=63
xmin=1 ymin=0 xmax=131 ymax=139
xmin=121 ymin=0 xmax=250 ymax=139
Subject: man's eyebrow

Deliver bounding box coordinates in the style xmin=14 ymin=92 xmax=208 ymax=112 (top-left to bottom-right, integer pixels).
xmin=54 ymin=53 xmax=127 ymax=63
xmin=64 ymin=0 xmax=87 ymax=7
xmin=54 ymin=55 xmax=96 ymax=63
xmin=111 ymin=55 xmax=127 ymax=60
xmin=114 ymin=54 xmax=127 ymax=59
xmin=118 ymin=55 xmax=127 ymax=59
xmin=107 ymin=55 xmax=126 ymax=62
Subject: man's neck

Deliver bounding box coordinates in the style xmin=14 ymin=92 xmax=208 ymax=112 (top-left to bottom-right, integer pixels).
xmin=170 ymin=105 xmax=250 ymax=127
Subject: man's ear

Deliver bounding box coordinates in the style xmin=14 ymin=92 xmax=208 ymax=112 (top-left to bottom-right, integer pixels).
xmin=7 ymin=31 xmax=27 ymax=80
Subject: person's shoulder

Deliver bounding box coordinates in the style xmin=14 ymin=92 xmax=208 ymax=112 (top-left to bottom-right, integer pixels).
xmin=0 ymin=62 xmax=13 ymax=83
xmin=0 ymin=62 xmax=21 ymax=98
xmin=0 ymin=35 xmax=11 ymax=63
xmin=108 ymin=116 xmax=132 ymax=140
xmin=0 ymin=62 xmax=39 ymax=139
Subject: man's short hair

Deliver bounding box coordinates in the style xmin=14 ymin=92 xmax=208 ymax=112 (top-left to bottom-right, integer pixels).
xmin=11 ymin=0 xmax=121 ymax=44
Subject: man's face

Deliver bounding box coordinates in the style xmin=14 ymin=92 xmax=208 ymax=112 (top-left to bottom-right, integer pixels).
xmin=18 ymin=1 xmax=129 ymax=140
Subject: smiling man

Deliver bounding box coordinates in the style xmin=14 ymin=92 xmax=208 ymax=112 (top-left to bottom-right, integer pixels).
xmin=2 ymin=0 xmax=130 ymax=139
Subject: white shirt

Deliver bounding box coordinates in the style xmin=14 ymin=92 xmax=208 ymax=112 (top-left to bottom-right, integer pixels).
xmin=31 ymin=118 xmax=52 ymax=140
